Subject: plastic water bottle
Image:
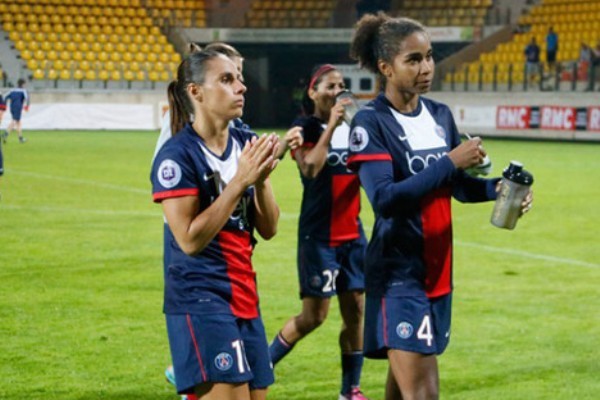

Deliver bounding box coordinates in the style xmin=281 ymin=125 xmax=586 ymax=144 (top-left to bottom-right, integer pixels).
xmin=491 ymin=161 xmax=534 ymax=230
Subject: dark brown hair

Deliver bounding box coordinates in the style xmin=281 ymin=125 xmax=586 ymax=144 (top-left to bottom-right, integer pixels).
xmin=350 ymin=12 xmax=426 ymax=77
xmin=167 ymin=50 xmax=223 ymax=135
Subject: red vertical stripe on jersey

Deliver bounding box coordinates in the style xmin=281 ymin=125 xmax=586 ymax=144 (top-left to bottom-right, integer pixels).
xmin=382 ymin=298 xmax=389 ymax=346
xmin=330 ymin=175 xmax=360 ymax=245
xmin=420 ymin=187 xmax=453 ymax=298
xmin=217 ymin=230 xmax=259 ymax=319
xmin=186 ymin=314 xmax=207 ymax=381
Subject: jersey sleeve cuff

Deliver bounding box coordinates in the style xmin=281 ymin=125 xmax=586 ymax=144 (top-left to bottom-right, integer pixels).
xmin=153 ymin=188 xmax=199 ymax=202
xmin=346 ymin=153 xmax=392 ymax=171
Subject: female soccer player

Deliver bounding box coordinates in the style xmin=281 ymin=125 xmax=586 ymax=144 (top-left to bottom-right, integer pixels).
xmin=347 ymin=13 xmax=532 ymax=399
xmin=2 ymin=79 xmax=29 ymax=143
xmin=268 ymin=64 xmax=369 ymax=400
xmin=151 ymin=50 xmax=280 ymax=400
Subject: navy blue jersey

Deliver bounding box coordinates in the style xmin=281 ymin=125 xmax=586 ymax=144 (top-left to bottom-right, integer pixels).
xmin=291 ymin=116 xmax=361 ymax=246
xmin=151 ymin=124 xmax=261 ymax=319
xmin=0 ymin=93 xmax=6 ymax=111
xmin=347 ymin=94 xmax=498 ymax=298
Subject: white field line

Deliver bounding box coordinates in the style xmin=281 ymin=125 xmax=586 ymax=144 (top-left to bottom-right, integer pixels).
xmin=9 ymin=170 xmax=148 ymax=194
xmin=455 ymin=240 xmax=599 ymax=269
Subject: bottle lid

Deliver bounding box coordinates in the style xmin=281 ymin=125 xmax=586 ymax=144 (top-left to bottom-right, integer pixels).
xmin=503 ymin=160 xmax=534 ymax=185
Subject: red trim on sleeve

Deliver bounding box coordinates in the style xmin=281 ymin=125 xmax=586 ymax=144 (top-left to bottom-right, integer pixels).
xmin=346 ymin=153 xmax=392 ymax=171
xmin=290 ymin=142 xmax=316 ymax=160
xmin=153 ymin=188 xmax=199 ymax=202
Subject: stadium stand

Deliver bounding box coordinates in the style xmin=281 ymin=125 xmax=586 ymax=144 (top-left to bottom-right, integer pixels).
xmin=444 ymin=0 xmax=600 ymax=88
xmin=397 ymin=0 xmax=493 ymax=28
xmin=0 ymin=0 xmax=182 ymax=87
xmin=244 ymin=0 xmax=337 ymax=28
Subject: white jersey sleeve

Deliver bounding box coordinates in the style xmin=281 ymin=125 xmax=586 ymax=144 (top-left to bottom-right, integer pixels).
xmin=153 ymin=109 xmax=172 ymax=162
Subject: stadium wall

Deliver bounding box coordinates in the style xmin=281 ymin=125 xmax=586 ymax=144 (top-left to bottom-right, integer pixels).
xmin=2 ymin=89 xmax=598 ymax=141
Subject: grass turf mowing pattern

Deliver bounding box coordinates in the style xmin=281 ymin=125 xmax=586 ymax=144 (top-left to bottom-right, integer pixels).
xmin=0 ymin=131 xmax=598 ymax=399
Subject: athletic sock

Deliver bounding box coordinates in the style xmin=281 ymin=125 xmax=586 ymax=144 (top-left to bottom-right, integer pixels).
xmin=341 ymin=351 xmax=364 ymax=394
xmin=269 ymin=331 xmax=295 ymax=365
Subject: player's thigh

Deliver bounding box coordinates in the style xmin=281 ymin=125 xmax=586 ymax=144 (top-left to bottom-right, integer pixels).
xmin=338 ymin=290 xmax=364 ymax=326
xmin=388 ymin=349 xmax=438 ymax=399
xmin=250 ymin=388 xmax=268 ymax=400
xmin=195 ymin=382 xmax=250 ymax=400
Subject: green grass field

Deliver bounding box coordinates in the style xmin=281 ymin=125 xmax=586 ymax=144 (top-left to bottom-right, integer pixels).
xmin=0 ymin=130 xmax=598 ymax=400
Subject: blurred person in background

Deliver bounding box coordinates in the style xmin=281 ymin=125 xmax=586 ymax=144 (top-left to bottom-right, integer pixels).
xmin=545 ymin=26 xmax=559 ymax=73
xmin=2 ymin=79 xmax=30 ymax=144
xmin=268 ymin=64 xmax=370 ymax=400
xmin=348 ymin=12 xmax=533 ymax=400
xmin=151 ymin=49 xmax=280 ymax=400
xmin=524 ymin=37 xmax=541 ymax=85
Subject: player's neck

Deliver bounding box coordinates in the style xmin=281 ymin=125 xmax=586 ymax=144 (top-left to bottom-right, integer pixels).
xmin=385 ymin=87 xmax=419 ymax=114
xmin=192 ymin=118 xmax=230 ymax=155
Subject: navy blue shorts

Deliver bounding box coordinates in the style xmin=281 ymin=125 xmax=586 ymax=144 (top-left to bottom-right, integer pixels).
xmin=10 ymin=105 xmax=22 ymax=122
xmin=166 ymin=313 xmax=274 ymax=394
xmin=363 ymin=293 xmax=452 ymax=358
xmin=297 ymin=234 xmax=366 ymax=298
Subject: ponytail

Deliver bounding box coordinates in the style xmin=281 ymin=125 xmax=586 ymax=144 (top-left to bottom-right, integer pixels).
xmin=167 ymin=80 xmax=190 ymax=136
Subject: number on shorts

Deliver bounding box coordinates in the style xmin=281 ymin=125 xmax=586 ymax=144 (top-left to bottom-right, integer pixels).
xmin=417 ymin=315 xmax=433 ymax=347
xmin=322 ymin=269 xmax=339 ymax=293
xmin=231 ymin=339 xmax=246 ymax=373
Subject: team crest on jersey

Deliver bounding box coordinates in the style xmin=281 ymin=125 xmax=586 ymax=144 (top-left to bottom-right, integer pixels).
xmin=349 ymin=126 xmax=369 ymax=152
xmin=157 ymin=159 xmax=182 ymax=188
xmin=214 ymin=352 xmax=234 ymax=371
xmin=434 ymin=125 xmax=447 ymax=139
xmin=309 ymin=275 xmax=322 ymax=289
xmin=396 ymin=322 xmax=413 ymax=339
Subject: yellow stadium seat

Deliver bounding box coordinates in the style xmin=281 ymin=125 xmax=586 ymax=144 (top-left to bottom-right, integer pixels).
xmin=98 ymin=70 xmax=110 ymax=81
xmin=59 ymin=51 xmax=71 ymax=61
xmin=73 ymin=69 xmax=84 ymax=80
xmin=85 ymin=70 xmax=96 ymax=80
xmin=48 ymin=69 xmax=59 ymax=80
xmin=98 ymin=52 xmax=109 ymax=62
xmin=14 ymin=40 xmax=27 ymax=51
xmin=111 ymin=70 xmax=121 ymax=80
xmin=27 ymin=59 xmax=40 ymax=70
xmin=60 ymin=69 xmax=71 ymax=80
xmin=33 ymin=69 xmax=45 ymax=80
xmin=73 ymin=51 xmax=84 ymax=61
xmin=55 ymin=42 xmax=65 ymax=52
xmin=79 ymin=60 xmax=91 ymax=71
xmin=110 ymin=52 xmax=122 ymax=62
xmin=54 ymin=60 xmax=66 ymax=70
xmin=147 ymin=53 xmax=158 ymax=62
xmin=122 ymin=52 xmax=133 ymax=62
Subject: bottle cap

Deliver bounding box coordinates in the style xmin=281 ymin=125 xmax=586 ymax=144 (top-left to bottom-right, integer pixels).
xmin=503 ymin=160 xmax=534 ymax=185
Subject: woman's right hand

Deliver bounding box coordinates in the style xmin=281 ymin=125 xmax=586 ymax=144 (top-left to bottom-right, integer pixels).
xmin=448 ymin=137 xmax=487 ymax=170
xmin=327 ymin=101 xmax=347 ymax=130
xmin=235 ymin=134 xmax=280 ymax=187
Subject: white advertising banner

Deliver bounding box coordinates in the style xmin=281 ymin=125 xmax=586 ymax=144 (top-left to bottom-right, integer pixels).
xmin=0 ymin=103 xmax=155 ymax=130
xmin=453 ymin=105 xmax=497 ymax=130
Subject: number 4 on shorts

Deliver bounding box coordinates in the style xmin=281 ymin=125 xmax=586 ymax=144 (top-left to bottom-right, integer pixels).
xmin=417 ymin=315 xmax=433 ymax=347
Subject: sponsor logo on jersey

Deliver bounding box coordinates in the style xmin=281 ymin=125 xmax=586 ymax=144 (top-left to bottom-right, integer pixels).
xmin=157 ymin=159 xmax=182 ymax=188
xmin=405 ymin=150 xmax=448 ymax=175
xmin=349 ymin=126 xmax=369 ymax=152
xmin=326 ymin=150 xmax=348 ymax=167
xmin=214 ymin=352 xmax=234 ymax=371
xmin=396 ymin=321 xmax=413 ymax=339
